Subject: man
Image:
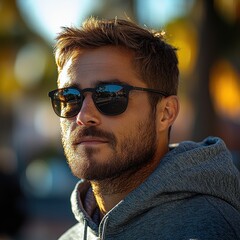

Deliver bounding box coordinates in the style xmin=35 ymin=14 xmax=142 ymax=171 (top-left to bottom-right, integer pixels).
xmin=48 ymin=17 xmax=240 ymax=239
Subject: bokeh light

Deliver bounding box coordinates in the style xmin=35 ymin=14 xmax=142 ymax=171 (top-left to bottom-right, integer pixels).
xmin=17 ymin=0 xmax=101 ymax=42
xmin=14 ymin=43 xmax=47 ymax=88
xmin=136 ymin=0 xmax=195 ymax=27
xmin=210 ymin=59 xmax=240 ymax=120
xmin=25 ymin=159 xmax=52 ymax=197
xmin=166 ymin=20 xmax=198 ymax=76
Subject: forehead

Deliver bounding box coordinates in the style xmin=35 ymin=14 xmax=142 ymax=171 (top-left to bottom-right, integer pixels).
xmin=58 ymin=46 xmax=143 ymax=88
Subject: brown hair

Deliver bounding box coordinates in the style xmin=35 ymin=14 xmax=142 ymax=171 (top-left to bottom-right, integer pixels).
xmin=55 ymin=17 xmax=179 ymax=95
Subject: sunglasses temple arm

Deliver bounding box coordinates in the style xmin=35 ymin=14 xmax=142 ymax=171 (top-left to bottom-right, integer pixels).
xmin=131 ymin=86 xmax=169 ymax=97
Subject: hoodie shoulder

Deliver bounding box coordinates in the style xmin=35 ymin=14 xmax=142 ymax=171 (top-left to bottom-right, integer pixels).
xmin=151 ymin=194 xmax=240 ymax=239
xmin=162 ymin=137 xmax=240 ymax=211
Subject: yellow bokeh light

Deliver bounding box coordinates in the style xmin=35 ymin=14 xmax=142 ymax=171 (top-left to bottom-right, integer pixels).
xmin=166 ymin=20 xmax=198 ymax=76
xmin=210 ymin=60 xmax=240 ymax=119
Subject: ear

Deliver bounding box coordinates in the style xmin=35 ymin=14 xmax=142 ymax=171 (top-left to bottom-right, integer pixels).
xmin=155 ymin=96 xmax=179 ymax=132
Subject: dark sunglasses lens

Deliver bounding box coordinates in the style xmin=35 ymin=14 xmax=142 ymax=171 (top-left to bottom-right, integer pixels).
xmin=94 ymin=85 xmax=128 ymax=115
xmin=51 ymin=88 xmax=82 ymax=118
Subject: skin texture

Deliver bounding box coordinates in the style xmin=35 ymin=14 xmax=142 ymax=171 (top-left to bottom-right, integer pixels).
xmin=58 ymin=46 xmax=179 ymax=215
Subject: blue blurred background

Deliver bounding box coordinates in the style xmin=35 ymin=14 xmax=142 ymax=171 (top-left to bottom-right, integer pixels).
xmin=0 ymin=0 xmax=239 ymax=239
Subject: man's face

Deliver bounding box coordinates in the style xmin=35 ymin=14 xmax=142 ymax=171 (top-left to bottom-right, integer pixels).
xmin=59 ymin=46 xmax=158 ymax=180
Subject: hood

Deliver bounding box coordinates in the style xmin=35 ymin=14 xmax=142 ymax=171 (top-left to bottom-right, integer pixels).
xmin=70 ymin=136 xmax=240 ymax=231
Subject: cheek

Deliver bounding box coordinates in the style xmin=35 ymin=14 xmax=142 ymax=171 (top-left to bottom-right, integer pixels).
xmin=127 ymin=93 xmax=152 ymax=116
xmin=60 ymin=119 xmax=72 ymax=140
xmin=105 ymin=111 xmax=151 ymax=142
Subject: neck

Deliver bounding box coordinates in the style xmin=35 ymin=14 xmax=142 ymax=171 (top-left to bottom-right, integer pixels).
xmin=90 ymin=149 xmax=166 ymax=216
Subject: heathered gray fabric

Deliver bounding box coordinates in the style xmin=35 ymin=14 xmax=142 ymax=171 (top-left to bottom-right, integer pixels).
xmin=59 ymin=137 xmax=240 ymax=240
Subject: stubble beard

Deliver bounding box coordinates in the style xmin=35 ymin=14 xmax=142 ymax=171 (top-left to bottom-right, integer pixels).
xmin=61 ymin=116 xmax=157 ymax=184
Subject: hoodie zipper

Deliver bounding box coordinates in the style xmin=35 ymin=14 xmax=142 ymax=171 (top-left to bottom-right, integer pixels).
xmin=83 ymin=218 xmax=88 ymax=240
xmin=83 ymin=216 xmax=109 ymax=240
xmin=100 ymin=216 xmax=109 ymax=240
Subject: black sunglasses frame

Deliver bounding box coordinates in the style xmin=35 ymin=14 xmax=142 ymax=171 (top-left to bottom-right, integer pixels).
xmin=48 ymin=83 xmax=169 ymax=118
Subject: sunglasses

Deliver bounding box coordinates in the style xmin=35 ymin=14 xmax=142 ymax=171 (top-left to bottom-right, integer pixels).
xmin=48 ymin=83 xmax=169 ymax=118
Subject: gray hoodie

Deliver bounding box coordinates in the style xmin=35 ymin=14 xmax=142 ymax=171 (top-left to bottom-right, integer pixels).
xmin=59 ymin=137 xmax=240 ymax=240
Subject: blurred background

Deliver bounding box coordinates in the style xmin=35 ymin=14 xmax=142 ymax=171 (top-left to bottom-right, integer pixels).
xmin=0 ymin=0 xmax=239 ymax=239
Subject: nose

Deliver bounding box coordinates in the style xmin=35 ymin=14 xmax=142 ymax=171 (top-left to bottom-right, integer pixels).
xmin=76 ymin=94 xmax=101 ymax=126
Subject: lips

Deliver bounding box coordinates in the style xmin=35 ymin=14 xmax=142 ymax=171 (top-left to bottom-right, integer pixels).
xmin=72 ymin=136 xmax=108 ymax=146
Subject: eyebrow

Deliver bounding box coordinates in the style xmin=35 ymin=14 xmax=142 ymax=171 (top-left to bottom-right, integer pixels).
xmin=95 ymin=79 xmax=128 ymax=85
xmin=61 ymin=79 xmax=128 ymax=89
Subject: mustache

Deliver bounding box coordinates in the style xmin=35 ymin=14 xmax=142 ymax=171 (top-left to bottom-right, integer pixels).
xmin=72 ymin=126 xmax=117 ymax=147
